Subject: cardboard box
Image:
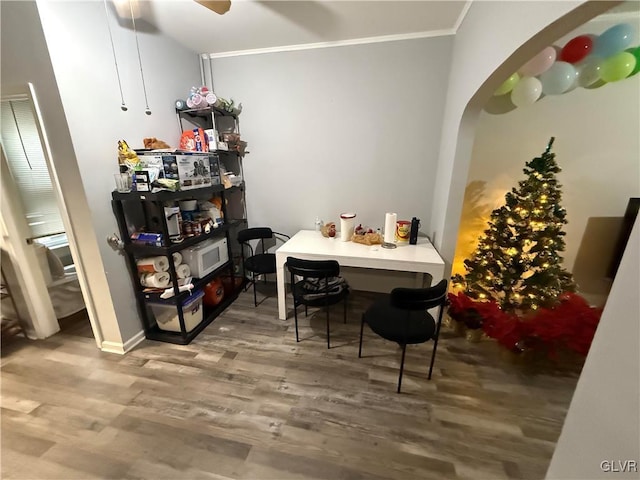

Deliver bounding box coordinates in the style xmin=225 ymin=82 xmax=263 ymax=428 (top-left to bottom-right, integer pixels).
xmin=136 ymin=151 xmax=220 ymax=191
xmin=162 ymin=153 xmax=212 ymax=191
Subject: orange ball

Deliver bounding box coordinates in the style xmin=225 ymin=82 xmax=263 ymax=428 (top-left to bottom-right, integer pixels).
xmin=203 ymin=278 xmax=224 ymax=307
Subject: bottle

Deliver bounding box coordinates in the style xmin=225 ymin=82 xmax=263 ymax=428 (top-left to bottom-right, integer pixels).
xmin=409 ymin=217 xmax=420 ymax=245
xmin=315 ymin=217 xmax=323 ymax=231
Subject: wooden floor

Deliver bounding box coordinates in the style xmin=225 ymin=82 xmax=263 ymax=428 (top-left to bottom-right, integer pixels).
xmin=1 ymin=287 xmax=584 ymax=480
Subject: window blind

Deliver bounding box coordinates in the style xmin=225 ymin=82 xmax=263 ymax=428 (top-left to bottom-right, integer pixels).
xmin=1 ymin=99 xmax=65 ymax=239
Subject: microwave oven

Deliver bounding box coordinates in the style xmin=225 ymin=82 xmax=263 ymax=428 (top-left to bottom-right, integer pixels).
xmin=180 ymin=237 xmax=228 ymax=278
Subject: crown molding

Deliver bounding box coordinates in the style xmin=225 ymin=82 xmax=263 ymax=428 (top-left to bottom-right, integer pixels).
xmin=204 ymin=29 xmax=455 ymax=59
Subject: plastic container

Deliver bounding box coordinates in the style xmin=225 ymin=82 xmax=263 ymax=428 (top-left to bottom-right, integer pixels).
xmin=151 ymin=290 xmax=204 ymax=333
xmin=340 ymin=213 xmax=356 ymax=242
xmin=179 ymin=200 xmax=198 ymax=212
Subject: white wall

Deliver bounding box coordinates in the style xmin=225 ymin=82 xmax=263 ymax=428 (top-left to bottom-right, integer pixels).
xmin=430 ymin=0 xmax=613 ymax=262
xmin=466 ymin=12 xmax=640 ymax=289
xmin=465 ymin=74 xmax=639 ymax=296
xmin=547 ymin=218 xmax=639 ymax=479
xmin=210 ymin=37 xmax=453 ymax=236
xmin=36 ymin=1 xmax=201 ymax=344
xmin=425 ymin=2 xmax=639 ymax=477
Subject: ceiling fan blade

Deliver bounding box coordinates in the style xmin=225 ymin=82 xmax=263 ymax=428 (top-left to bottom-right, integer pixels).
xmin=195 ymin=0 xmax=231 ymax=15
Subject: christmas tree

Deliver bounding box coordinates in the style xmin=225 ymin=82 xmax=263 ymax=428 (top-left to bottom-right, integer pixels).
xmin=452 ymin=138 xmax=575 ymax=313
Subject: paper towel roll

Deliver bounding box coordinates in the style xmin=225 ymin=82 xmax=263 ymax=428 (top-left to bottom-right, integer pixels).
xmin=172 ymin=252 xmax=182 ymax=266
xmin=175 ymin=264 xmax=191 ymax=279
xmin=136 ymin=256 xmax=169 ymax=273
xmin=140 ymin=272 xmax=170 ymax=288
xmin=384 ymin=213 xmax=397 ymax=244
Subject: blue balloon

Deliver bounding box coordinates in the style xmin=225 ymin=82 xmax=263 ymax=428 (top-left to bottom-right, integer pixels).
xmin=593 ymin=23 xmax=636 ymax=58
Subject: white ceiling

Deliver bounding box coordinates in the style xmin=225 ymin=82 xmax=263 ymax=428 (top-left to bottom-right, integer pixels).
xmin=134 ymin=0 xmax=639 ymax=58
xmin=137 ymin=1 xmax=469 ymax=57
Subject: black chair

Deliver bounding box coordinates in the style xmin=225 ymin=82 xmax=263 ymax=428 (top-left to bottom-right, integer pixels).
xmin=237 ymin=227 xmax=290 ymax=307
xmin=359 ymin=279 xmax=448 ymax=393
xmin=286 ymin=257 xmax=349 ymax=349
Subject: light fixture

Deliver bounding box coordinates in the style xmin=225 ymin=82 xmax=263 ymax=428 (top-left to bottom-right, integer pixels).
xmin=128 ymin=0 xmax=151 ymax=115
xmin=103 ymin=0 xmax=127 ymax=111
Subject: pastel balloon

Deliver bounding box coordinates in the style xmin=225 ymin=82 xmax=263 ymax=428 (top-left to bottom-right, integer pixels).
xmin=539 ymin=61 xmax=577 ymax=95
xmin=599 ymin=51 xmax=637 ymax=82
xmin=560 ymin=35 xmax=593 ymax=64
xmin=511 ymin=77 xmax=542 ymax=107
xmin=625 ymin=46 xmax=640 ymax=77
xmin=494 ymin=73 xmax=520 ymax=96
xmin=577 ymin=56 xmax=604 ymax=87
xmin=593 ymin=23 xmax=636 ymax=58
xmin=584 ymin=79 xmax=606 ymax=90
xmin=518 ymin=47 xmax=557 ymax=77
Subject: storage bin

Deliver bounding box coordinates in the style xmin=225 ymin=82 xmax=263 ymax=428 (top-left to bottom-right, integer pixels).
xmin=151 ymin=290 xmax=204 ymax=333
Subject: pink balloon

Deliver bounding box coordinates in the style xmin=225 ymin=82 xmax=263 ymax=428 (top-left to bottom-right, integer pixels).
xmin=518 ymin=47 xmax=557 ymax=77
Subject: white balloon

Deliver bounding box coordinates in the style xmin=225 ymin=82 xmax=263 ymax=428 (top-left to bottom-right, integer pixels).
xmin=511 ymin=77 xmax=543 ymax=107
xmin=539 ymin=61 xmax=578 ymax=95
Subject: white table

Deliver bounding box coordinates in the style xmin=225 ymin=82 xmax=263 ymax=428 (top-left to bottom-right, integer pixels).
xmin=275 ymin=230 xmax=445 ymax=320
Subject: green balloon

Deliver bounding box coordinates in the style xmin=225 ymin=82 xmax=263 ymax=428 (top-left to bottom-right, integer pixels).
xmin=599 ymin=51 xmax=636 ymax=82
xmin=624 ymin=46 xmax=640 ymax=77
xmin=494 ymin=73 xmax=520 ymax=96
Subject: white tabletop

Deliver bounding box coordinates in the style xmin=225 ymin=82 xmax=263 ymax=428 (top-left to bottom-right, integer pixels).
xmin=274 ymin=230 xmax=445 ymax=320
xmin=275 ymin=230 xmax=444 ymax=273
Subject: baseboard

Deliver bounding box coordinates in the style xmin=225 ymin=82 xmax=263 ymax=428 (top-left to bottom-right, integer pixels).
xmin=100 ymin=329 xmax=146 ymax=355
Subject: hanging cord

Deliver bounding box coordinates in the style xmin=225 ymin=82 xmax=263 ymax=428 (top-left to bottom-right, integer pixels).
xmin=129 ymin=0 xmax=151 ymax=115
xmin=103 ymin=0 xmax=127 ymax=111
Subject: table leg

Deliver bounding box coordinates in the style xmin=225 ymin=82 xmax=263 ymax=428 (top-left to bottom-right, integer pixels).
xmin=276 ymin=253 xmax=287 ymax=320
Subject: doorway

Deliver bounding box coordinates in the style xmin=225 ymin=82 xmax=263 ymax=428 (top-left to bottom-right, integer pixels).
xmin=1 ymin=91 xmax=92 ymax=344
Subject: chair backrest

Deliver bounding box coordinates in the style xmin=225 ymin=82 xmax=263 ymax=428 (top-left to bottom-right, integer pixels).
xmin=390 ymin=279 xmax=448 ymax=311
xmin=237 ymin=227 xmax=273 ymax=244
xmin=286 ymin=257 xmax=340 ymax=279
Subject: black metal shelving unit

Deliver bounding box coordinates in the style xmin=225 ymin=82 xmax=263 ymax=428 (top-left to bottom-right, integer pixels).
xmin=111 ymin=187 xmax=245 ymax=345
xmin=110 ymin=105 xmax=249 ymax=345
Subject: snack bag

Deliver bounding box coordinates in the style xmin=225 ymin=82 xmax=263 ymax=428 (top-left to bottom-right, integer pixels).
xmin=179 ymin=128 xmax=208 ymax=152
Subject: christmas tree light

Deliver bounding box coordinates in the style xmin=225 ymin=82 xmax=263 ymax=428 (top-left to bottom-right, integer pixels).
xmin=452 ymin=137 xmax=575 ymax=313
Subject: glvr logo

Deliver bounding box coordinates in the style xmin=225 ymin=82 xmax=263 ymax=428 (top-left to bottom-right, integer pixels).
xmin=600 ymin=460 xmax=638 ymax=473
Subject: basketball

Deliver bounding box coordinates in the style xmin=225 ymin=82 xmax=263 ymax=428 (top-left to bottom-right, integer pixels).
xmin=203 ymin=278 xmax=224 ymax=307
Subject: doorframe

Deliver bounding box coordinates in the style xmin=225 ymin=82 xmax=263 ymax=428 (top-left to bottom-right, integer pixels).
xmin=1 ymin=145 xmax=59 ymax=339
xmin=1 ymin=83 xmax=104 ymax=348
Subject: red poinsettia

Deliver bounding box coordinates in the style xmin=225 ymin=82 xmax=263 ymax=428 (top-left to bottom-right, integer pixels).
xmin=526 ymin=292 xmax=602 ymax=356
xmin=447 ymin=291 xmax=602 ymax=358
xmin=482 ymin=308 xmax=523 ymax=351
xmin=447 ymin=292 xmax=499 ymax=329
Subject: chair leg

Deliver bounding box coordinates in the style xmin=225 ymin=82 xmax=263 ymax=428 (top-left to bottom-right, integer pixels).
xmin=293 ymin=303 xmax=299 ymax=342
xmin=358 ymin=314 xmax=365 ymax=358
xmin=326 ymin=305 xmax=331 ymax=349
xmin=428 ymin=334 xmax=441 ymax=380
xmin=343 ymin=297 xmax=347 ymax=324
xmin=253 ymin=280 xmax=258 ymax=307
xmin=428 ymin=307 xmax=444 ymax=380
xmin=397 ymin=344 xmax=407 ymax=393
xmin=305 ymin=305 xmax=308 ymax=317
